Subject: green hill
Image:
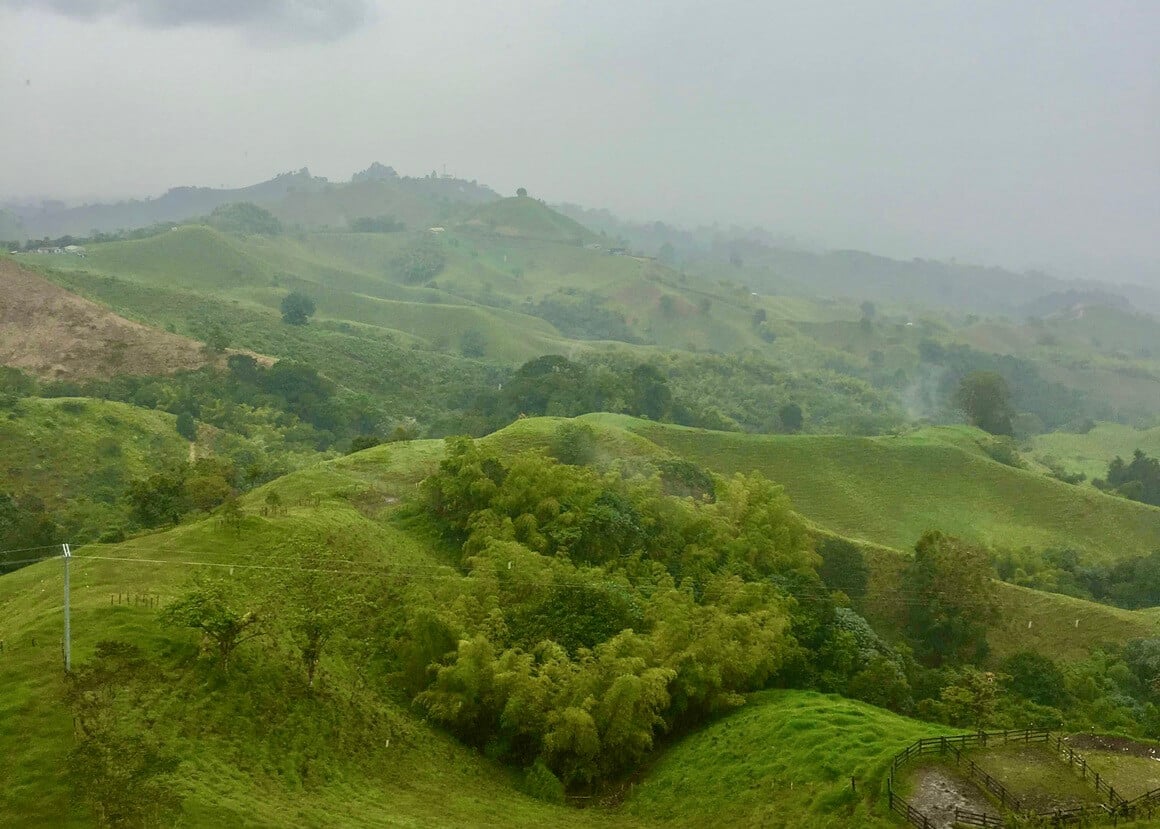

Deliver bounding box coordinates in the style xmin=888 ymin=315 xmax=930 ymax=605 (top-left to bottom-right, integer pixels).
xmin=3 ymin=416 xmax=1159 ymax=826
xmin=82 ymin=225 xmax=276 ymax=291
xmin=1031 ymin=423 xmax=1160 ymax=481
xmin=626 ymin=690 xmax=951 ymax=828
xmin=0 ymin=434 xmax=931 ymax=828
xmin=0 ymin=398 xmax=193 ymax=539
xmin=598 ymin=417 xmax=1160 ymax=562
xmin=463 ymin=196 xmax=599 ymax=243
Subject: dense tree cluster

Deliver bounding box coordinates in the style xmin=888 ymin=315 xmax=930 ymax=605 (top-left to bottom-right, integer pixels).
xmin=0 ymin=492 xmax=60 ymax=572
xmin=998 ymin=545 xmax=1160 ymax=610
xmin=522 ymin=292 xmax=640 ymax=343
xmin=390 ymin=436 xmax=923 ymax=788
xmin=919 ymin=339 xmax=1091 ymax=429
xmin=392 ymin=236 xmax=446 ymax=284
xmin=1095 ymin=449 xmax=1160 ymax=506
xmin=207 ymin=202 xmax=283 ymax=236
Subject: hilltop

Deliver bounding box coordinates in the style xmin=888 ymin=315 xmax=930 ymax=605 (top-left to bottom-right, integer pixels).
xmin=462 ymin=196 xmax=599 ymax=244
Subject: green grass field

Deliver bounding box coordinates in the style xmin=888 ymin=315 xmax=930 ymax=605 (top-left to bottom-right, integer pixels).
xmin=604 ymin=417 xmax=1160 ymax=563
xmin=1031 ymin=423 xmax=1160 ymax=481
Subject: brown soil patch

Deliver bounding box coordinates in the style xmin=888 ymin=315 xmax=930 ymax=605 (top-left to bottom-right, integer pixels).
xmin=0 ymin=258 xmax=209 ymax=379
xmin=1066 ymin=734 xmax=1160 ymax=759
xmin=906 ymin=765 xmax=1000 ymax=829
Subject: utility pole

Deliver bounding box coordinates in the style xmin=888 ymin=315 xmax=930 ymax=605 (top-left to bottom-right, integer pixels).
xmin=62 ymin=543 xmax=71 ymax=672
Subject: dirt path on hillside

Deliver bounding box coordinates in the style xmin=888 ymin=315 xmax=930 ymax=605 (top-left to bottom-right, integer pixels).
xmin=906 ymin=766 xmax=1001 ymax=829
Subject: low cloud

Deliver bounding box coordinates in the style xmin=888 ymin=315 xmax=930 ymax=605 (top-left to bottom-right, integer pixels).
xmin=12 ymin=0 xmax=372 ymax=42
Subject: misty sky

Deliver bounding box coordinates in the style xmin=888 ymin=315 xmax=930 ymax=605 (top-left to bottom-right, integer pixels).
xmin=1 ymin=1 xmax=1156 ymax=283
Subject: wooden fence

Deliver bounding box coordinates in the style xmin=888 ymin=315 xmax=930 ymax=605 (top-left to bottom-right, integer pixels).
xmin=1048 ymin=734 xmax=1127 ymax=812
xmin=885 ymin=728 xmax=1157 ymax=827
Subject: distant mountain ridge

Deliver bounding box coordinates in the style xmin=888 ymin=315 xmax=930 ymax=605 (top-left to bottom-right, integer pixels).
xmin=7 ymin=164 xmax=1158 ymax=317
xmin=4 ymin=164 xmax=499 ymax=239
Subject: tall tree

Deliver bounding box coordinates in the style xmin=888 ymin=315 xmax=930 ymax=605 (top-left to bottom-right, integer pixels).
xmin=903 ymin=530 xmax=999 ymax=666
xmin=280 ymin=292 xmax=316 ymax=325
xmin=953 ymin=371 xmax=1014 ymax=436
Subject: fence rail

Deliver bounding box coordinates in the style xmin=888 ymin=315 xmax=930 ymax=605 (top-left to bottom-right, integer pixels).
xmin=885 ymin=728 xmax=1148 ymax=828
xmin=954 ymin=807 xmax=1005 ymax=828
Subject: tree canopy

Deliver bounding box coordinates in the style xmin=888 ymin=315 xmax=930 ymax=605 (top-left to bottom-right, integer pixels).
xmin=953 ymin=370 xmax=1014 ymax=436
xmin=280 ymin=292 xmax=316 ymax=326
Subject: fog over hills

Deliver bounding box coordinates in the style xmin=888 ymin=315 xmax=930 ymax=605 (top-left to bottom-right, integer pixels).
xmin=2 ymin=2 xmax=1156 ymax=286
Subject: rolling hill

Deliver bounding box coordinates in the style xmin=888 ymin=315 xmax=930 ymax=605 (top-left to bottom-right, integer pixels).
xmin=6 ymin=416 xmax=1118 ymax=829
xmin=462 ymin=196 xmax=599 ymax=243
xmin=606 ymin=417 xmax=1160 ymax=563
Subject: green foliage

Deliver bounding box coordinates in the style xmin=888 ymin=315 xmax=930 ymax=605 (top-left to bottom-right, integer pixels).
xmin=175 ymin=411 xmax=197 ymax=441
xmin=280 ymin=291 xmax=317 ymax=325
xmin=127 ymin=468 xmax=191 ymax=528
xmin=0 ymin=492 xmax=60 ymax=572
xmin=523 ymin=292 xmax=639 ymax=343
xmin=997 ymin=545 xmax=1160 ymax=611
xmin=816 ymin=537 xmax=868 ymax=600
xmin=65 ymin=641 xmax=183 ymax=828
xmin=937 ymin=668 xmax=1009 ymax=729
xmin=161 ymin=578 xmax=264 ymax=670
xmin=1001 ymin=651 xmax=1068 ymax=708
xmin=208 ymin=202 xmax=283 ymax=236
xmin=460 ymin=328 xmax=486 ymax=358
xmin=348 ymin=434 xmax=382 ymax=453
xmin=550 ymin=421 xmax=598 ymax=466
xmin=954 ymin=370 xmax=1015 ymax=436
xmin=349 ymin=215 xmax=404 ymax=233
xmin=410 ymin=437 xmax=818 ymax=784
xmin=778 ymin=402 xmax=803 ymax=433
xmin=904 ymin=530 xmax=999 ymax=666
xmin=521 ymin=759 xmax=565 ymax=804
xmin=979 ymin=435 xmax=1025 ymax=468
xmin=1096 ymin=449 xmax=1160 ymax=506
xmin=392 ymin=236 xmax=446 ymax=284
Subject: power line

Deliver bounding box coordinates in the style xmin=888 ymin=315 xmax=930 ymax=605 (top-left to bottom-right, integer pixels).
xmin=0 ymin=543 xmax=70 ymax=557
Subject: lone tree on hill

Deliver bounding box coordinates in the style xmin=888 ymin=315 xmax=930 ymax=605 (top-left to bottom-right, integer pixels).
xmin=175 ymin=412 xmax=197 ymax=441
xmin=280 ymin=291 xmax=316 ymax=325
xmin=903 ymin=530 xmax=998 ymax=666
xmin=953 ymin=370 xmax=1014 ymax=436
xmin=516 ymin=187 xmax=528 ymax=197
xmin=778 ymin=402 xmax=803 ymax=433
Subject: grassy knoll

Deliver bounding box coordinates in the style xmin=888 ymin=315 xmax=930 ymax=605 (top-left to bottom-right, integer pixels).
xmin=1032 ymin=422 xmax=1160 ymax=481
xmin=625 ymin=690 xmax=952 ymax=828
xmin=463 ymin=196 xmax=598 ymax=243
xmin=609 ymin=417 xmax=1160 ymax=562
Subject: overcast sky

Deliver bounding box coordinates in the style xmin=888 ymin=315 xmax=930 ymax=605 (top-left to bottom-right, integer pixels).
xmin=1 ymin=1 xmax=1156 ymax=283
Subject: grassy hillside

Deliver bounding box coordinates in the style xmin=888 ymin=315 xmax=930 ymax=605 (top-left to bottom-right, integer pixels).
xmin=1032 ymin=423 xmax=1160 ymax=481
xmin=463 ymin=196 xmax=598 ymax=243
xmin=3 ymin=416 xmax=1158 ymax=826
xmin=608 ymin=417 xmax=1160 ymax=562
xmin=0 ymin=398 xmax=193 ymax=538
xmin=0 ymin=433 xmax=943 ymax=828
xmin=626 ymin=691 xmax=952 ymax=828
